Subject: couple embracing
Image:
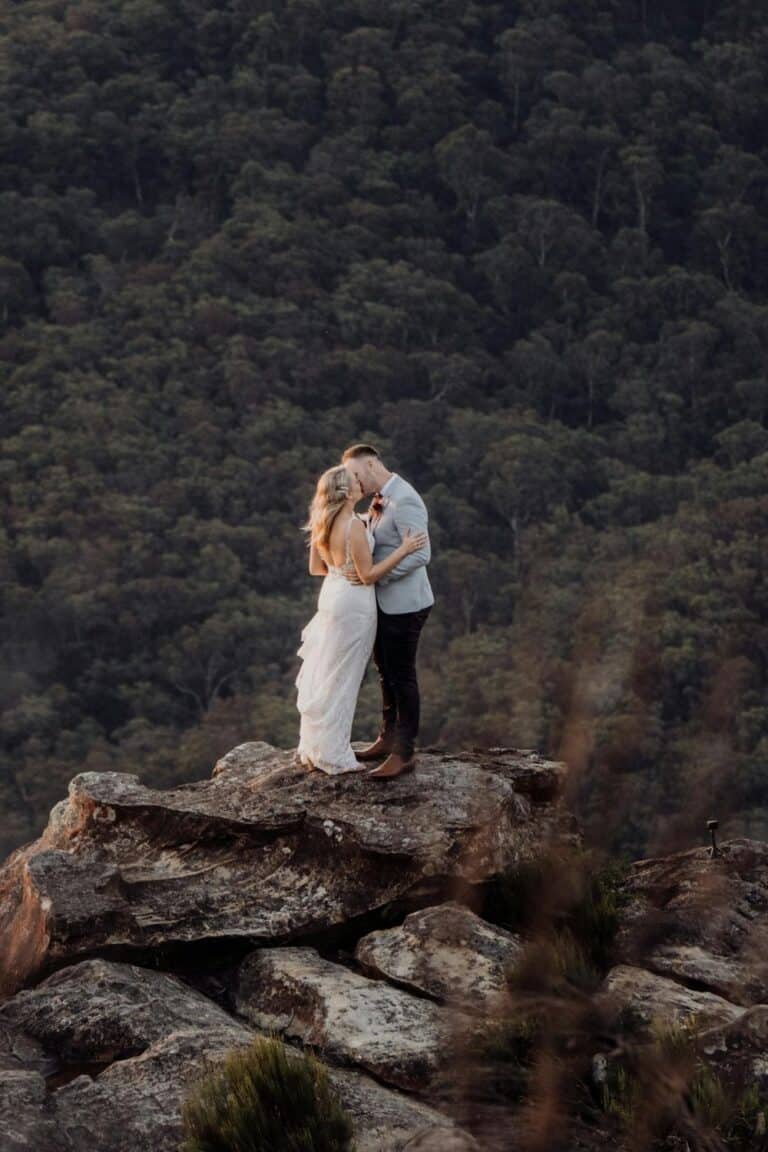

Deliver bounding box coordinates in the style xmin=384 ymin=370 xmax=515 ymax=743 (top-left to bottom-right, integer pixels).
xmin=295 ymin=444 xmax=433 ymax=780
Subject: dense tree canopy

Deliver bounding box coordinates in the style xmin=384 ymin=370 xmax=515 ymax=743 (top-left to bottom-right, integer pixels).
xmin=1 ymin=0 xmax=767 ymax=857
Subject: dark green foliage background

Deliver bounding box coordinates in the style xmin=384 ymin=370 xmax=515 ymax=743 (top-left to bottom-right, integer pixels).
xmin=1 ymin=0 xmax=767 ymax=857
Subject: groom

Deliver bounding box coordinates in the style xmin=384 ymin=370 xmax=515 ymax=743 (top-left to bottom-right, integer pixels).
xmin=342 ymin=444 xmax=434 ymax=779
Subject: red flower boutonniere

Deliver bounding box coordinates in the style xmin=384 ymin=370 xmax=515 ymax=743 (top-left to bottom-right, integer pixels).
xmin=370 ymin=492 xmax=390 ymax=517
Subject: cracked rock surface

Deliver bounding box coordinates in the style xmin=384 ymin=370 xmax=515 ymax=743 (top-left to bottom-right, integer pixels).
xmin=0 ymin=958 xmax=478 ymax=1151
xmin=235 ymin=945 xmax=476 ymax=1090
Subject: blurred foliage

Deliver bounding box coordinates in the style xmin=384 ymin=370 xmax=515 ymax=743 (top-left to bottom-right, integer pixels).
xmin=486 ymin=848 xmax=627 ymax=976
xmin=1 ymin=0 xmax=767 ymax=856
xmin=598 ymin=1021 xmax=768 ymax=1151
xmin=461 ymin=852 xmax=768 ymax=1151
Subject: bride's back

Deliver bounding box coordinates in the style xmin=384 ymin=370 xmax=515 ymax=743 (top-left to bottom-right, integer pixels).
xmin=322 ymin=512 xmax=353 ymax=569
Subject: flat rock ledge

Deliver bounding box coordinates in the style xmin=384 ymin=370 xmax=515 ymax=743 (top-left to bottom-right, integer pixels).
xmin=0 ymin=742 xmax=567 ymax=996
xmin=355 ymin=901 xmax=522 ymax=1009
xmin=235 ymin=946 xmax=477 ymax=1091
xmin=0 ymin=958 xmax=476 ymax=1152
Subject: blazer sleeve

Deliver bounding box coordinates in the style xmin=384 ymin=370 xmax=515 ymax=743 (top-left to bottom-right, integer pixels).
xmin=377 ymin=491 xmax=431 ymax=585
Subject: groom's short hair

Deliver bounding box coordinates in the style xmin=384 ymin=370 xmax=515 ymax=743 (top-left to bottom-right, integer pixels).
xmin=342 ymin=443 xmax=380 ymax=461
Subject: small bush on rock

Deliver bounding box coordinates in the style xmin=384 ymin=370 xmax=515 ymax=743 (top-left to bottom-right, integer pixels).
xmin=180 ymin=1036 xmax=354 ymax=1152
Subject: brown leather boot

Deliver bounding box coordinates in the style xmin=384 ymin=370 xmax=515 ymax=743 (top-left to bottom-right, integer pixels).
xmin=367 ymin=753 xmax=416 ymax=779
xmin=355 ymin=737 xmax=394 ymax=762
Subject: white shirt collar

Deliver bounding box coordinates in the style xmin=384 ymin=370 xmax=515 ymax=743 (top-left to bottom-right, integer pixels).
xmin=379 ymin=473 xmax=398 ymax=497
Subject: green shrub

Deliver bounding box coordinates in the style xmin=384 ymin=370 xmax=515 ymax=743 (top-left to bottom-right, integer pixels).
xmin=488 ymin=850 xmax=628 ymax=977
xmin=486 ymin=857 xmax=551 ymax=931
xmin=567 ymin=860 xmax=627 ymax=973
xmin=689 ymin=1069 xmax=768 ymax=1150
xmin=180 ymin=1036 xmax=354 ymax=1152
xmin=599 ymin=1062 xmax=636 ymax=1127
xmin=464 ymin=1009 xmax=540 ymax=1108
xmin=596 ymin=1022 xmax=768 ymax=1152
xmin=549 ymin=928 xmax=603 ymax=993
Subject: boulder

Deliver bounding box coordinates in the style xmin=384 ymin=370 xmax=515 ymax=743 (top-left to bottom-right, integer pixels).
xmin=600 ymin=964 xmax=745 ymax=1032
xmin=0 ymin=958 xmax=474 ymax=1151
xmin=0 ymin=743 xmax=567 ymax=996
xmin=355 ymin=901 xmax=522 ymax=1008
xmin=0 ymin=955 xmax=246 ymax=1063
xmin=235 ymin=945 xmax=475 ymax=1090
xmin=618 ymin=838 xmax=768 ymax=1006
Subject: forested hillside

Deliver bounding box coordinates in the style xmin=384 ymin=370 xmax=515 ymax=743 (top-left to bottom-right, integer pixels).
xmin=1 ymin=0 xmax=767 ymax=858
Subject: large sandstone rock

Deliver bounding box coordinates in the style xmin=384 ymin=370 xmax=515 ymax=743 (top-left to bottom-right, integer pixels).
xmin=235 ymin=945 xmax=475 ymax=1090
xmin=0 ymin=958 xmax=476 ymax=1151
xmin=355 ymin=901 xmax=522 ymax=1008
xmin=618 ymin=838 xmax=768 ymax=1006
xmin=601 ymin=964 xmax=745 ymax=1032
xmin=0 ymin=743 xmax=566 ymax=997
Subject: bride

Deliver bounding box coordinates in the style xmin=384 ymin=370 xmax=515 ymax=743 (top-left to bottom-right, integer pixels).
xmin=296 ymin=464 xmax=427 ymax=774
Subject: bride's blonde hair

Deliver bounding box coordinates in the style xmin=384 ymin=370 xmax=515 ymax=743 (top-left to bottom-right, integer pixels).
xmin=304 ymin=465 xmax=352 ymax=552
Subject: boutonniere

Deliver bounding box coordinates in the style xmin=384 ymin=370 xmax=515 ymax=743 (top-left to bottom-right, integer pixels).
xmin=370 ymin=492 xmax=390 ymax=516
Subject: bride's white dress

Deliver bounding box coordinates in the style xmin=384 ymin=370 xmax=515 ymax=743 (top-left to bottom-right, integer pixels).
xmin=295 ymin=515 xmax=377 ymax=774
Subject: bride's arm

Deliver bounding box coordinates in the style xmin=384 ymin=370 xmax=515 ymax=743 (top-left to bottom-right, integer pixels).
xmin=309 ymin=541 xmax=328 ymax=576
xmin=349 ymin=519 xmax=427 ymax=585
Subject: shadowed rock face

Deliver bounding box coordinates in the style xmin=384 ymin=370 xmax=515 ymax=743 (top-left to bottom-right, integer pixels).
xmin=355 ymin=902 xmax=523 ymax=1009
xmin=0 ymin=958 xmax=478 ymax=1152
xmin=617 ymin=838 xmax=768 ymax=1006
xmin=0 ymin=743 xmax=567 ymax=997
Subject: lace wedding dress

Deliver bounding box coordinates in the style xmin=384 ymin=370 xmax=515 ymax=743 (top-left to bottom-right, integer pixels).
xmin=296 ymin=515 xmax=377 ymax=774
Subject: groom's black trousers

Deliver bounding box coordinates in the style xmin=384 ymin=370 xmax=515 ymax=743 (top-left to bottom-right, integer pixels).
xmin=373 ymin=605 xmax=432 ymax=759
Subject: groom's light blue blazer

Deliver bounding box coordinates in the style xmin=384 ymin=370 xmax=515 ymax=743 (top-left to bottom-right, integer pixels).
xmin=371 ymin=475 xmax=434 ymax=615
